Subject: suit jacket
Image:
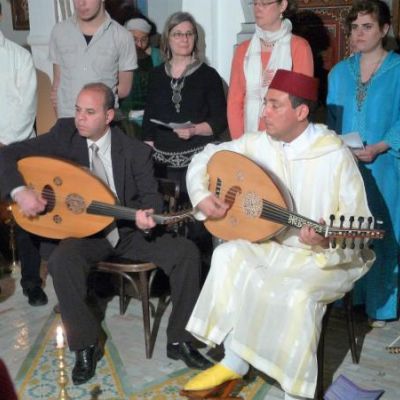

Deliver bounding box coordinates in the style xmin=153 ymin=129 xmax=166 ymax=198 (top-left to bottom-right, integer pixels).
xmin=0 ymin=118 xmax=163 ymax=234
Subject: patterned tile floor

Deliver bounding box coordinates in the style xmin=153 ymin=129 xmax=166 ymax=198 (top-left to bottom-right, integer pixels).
xmin=1 ymin=263 xmax=399 ymax=399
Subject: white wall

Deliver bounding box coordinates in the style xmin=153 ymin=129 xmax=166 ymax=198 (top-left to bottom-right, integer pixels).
xmin=0 ymin=0 xmax=29 ymax=46
xmin=148 ymin=0 xmax=182 ymax=34
xmin=27 ymin=0 xmax=57 ymax=77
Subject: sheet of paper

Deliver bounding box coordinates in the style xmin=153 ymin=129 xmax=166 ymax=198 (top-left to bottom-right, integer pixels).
xmin=128 ymin=110 xmax=144 ymax=120
xmin=150 ymin=118 xmax=194 ymax=129
xmin=342 ymin=132 xmax=365 ymax=150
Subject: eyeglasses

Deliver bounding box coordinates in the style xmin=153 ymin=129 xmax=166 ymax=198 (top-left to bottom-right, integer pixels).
xmin=170 ymin=31 xmax=195 ymax=40
xmin=134 ymin=36 xmax=149 ymax=45
xmin=249 ymin=1 xmax=280 ymax=8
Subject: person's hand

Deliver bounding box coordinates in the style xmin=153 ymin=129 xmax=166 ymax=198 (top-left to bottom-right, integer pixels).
xmin=173 ymin=125 xmax=196 ymax=140
xmin=135 ymin=209 xmax=156 ymax=230
xmin=197 ymin=194 xmax=229 ymax=219
xmin=50 ymin=86 xmax=58 ymax=112
xmin=14 ymin=188 xmax=47 ymax=217
xmin=299 ymin=219 xmax=329 ymax=248
xmin=353 ymin=142 xmax=389 ymax=163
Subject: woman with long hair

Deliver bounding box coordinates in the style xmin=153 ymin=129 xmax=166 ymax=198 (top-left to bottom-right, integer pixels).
xmin=327 ymin=0 xmax=400 ymax=327
xmin=142 ymin=12 xmax=227 ymax=260
xmin=142 ymin=12 xmax=227 ymax=198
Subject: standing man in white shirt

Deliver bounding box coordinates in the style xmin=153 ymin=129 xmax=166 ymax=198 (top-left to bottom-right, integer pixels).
xmin=49 ymin=0 xmax=137 ymax=118
xmin=0 ymin=3 xmax=36 ymax=146
xmin=0 ymin=2 xmax=47 ymax=306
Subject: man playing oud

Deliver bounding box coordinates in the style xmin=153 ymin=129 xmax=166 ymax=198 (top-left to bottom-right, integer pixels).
xmin=181 ymin=70 xmax=375 ymax=400
xmin=0 ymin=83 xmax=212 ymax=386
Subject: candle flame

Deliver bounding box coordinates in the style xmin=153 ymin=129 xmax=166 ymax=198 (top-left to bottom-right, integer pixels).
xmin=56 ymin=325 xmax=64 ymax=348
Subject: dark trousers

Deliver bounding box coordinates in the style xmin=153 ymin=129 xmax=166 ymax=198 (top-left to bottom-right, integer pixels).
xmin=16 ymin=227 xmax=42 ymax=290
xmin=45 ymin=229 xmax=201 ymax=351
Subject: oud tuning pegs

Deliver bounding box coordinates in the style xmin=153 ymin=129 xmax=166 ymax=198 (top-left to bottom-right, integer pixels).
xmin=329 ymin=215 xmax=336 ymax=248
xmin=358 ymin=216 xmax=365 ymax=249
xmin=386 ymin=346 xmax=400 ymax=354
xmin=340 ymin=215 xmax=346 ymax=249
xmin=339 ymin=215 xmax=347 ymax=249
xmin=349 ymin=216 xmax=355 ymax=249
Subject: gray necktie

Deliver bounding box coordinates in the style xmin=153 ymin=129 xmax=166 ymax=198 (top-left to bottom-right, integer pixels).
xmin=90 ymin=143 xmax=119 ymax=247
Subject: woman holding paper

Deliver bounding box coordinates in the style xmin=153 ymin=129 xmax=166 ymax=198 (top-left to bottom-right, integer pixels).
xmin=142 ymin=12 xmax=227 ymax=196
xmin=327 ymin=0 xmax=400 ymax=327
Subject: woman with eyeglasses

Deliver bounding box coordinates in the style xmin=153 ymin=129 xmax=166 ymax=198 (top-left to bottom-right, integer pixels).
xmin=327 ymin=0 xmax=400 ymax=328
xmin=228 ymin=0 xmax=313 ymax=139
xmin=142 ymin=12 xmax=227 ymax=197
xmin=142 ymin=12 xmax=227 ymax=259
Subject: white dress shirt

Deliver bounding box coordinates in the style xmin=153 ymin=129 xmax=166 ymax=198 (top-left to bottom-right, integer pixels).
xmin=87 ymin=129 xmax=118 ymax=198
xmin=0 ymin=30 xmax=37 ymax=145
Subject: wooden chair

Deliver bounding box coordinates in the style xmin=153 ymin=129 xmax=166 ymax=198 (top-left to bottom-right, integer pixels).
xmin=315 ymin=291 xmax=358 ymax=399
xmin=94 ymin=178 xmax=180 ymax=359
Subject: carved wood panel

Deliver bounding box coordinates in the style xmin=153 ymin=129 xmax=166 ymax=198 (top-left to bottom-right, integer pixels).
xmin=297 ymin=0 xmax=353 ymax=68
xmin=393 ymin=0 xmax=400 ymax=40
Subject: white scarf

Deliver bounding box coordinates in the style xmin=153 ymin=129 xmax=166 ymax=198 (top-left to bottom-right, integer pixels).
xmin=243 ymin=19 xmax=293 ymax=132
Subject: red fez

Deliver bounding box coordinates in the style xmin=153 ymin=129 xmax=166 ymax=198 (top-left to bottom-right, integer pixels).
xmin=269 ymin=70 xmax=319 ymax=102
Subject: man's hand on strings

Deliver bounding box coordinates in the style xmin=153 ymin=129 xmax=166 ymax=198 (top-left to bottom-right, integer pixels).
xmin=197 ymin=194 xmax=229 ymax=219
xmin=299 ymin=218 xmax=329 ymax=248
xmin=136 ymin=209 xmax=156 ymax=230
xmin=14 ymin=188 xmax=47 ymax=217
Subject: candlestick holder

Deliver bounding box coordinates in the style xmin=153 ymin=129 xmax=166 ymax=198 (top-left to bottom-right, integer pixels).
xmin=56 ymin=345 xmax=70 ymax=400
xmin=8 ymin=216 xmax=18 ymax=271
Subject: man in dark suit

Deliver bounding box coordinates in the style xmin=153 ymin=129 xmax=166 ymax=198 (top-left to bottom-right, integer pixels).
xmin=0 ymin=82 xmax=212 ymax=385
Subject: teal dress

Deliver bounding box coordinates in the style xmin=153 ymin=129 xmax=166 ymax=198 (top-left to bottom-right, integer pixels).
xmin=327 ymin=51 xmax=400 ymax=320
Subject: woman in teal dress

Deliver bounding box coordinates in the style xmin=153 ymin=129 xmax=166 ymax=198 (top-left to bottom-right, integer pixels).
xmin=327 ymin=0 xmax=400 ymax=326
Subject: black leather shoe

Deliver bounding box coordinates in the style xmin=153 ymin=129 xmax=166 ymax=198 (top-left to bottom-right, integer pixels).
xmin=167 ymin=342 xmax=213 ymax=370
xmin=72 ymin=344 xmax=103 ymax=385
xmin=23 ymin=287 xmax=48 ymax=306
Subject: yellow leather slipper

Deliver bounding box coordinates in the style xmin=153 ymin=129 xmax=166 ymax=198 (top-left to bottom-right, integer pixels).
xmin=183 ymin=363 xmax=242 ymax=391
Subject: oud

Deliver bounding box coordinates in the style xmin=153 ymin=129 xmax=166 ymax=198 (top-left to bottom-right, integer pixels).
xmin=204 ymin=151 xmax=384 ymax=244
xmin=9 ymin=157 xmax=192 ymax=239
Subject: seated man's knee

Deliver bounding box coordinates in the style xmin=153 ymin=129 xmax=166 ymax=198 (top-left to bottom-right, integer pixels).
xmin=47 ymin=239 xmax=83 ymax=276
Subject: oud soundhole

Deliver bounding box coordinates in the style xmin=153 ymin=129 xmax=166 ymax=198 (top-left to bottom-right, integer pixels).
xmin=66 ymin=194 xmax=85 ymax=214
xmin=41 ymin=184 xmax=55 ymax=214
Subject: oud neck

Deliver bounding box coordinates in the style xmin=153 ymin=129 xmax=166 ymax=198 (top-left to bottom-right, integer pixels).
xmin=260 ymin=201 xmax=383 ymax=240
xmin=86 ymin=201 xmax=193 ymax=226
xmin=87 ymin=201 xmax=137 ymax=221
xmin=285 ymin=213 xmax=326 ymax=235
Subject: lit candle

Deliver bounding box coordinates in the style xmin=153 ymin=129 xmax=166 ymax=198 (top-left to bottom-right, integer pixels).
xmin=56 ymin=325 xmax=64 ymax=349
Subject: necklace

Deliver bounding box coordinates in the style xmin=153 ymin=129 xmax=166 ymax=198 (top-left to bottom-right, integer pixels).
xmin=170 ymin=75 xmax=185 ymax=113
xmin=261 ymin=39 xmax=275 ymax=48
xmin=356 ymin=52 xmax=385 ymax=111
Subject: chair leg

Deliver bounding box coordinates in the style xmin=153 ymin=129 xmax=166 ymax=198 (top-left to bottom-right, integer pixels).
xmin=118 ymin=275 xmax=125 ymax=315
xmin=315 ymin=304 xmax=333 ymax=400
xmin=344 ymin=292 xmax=358 ymax=364
xmin=138 ymin=270 xmax=152 ymax=359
